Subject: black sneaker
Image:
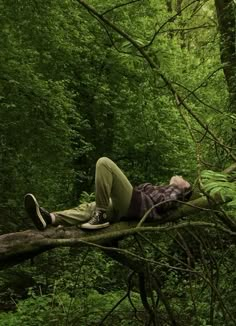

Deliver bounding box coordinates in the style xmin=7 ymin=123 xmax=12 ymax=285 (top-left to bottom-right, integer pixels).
xmin=81 ymin=210 xmax=110 ymax=230
xmin=24 ymin=193 xmax=52 ymax=231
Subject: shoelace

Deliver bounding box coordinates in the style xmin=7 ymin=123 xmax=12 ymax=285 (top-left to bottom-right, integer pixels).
xmin=40 ymin=207 xmax=48 ymax=215
xmin=89 ymin=211 xmax=101 ymax=224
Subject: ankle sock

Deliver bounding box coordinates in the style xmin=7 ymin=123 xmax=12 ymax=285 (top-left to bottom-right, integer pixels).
xmin=50 ymin=213 xmax=56 ymax=225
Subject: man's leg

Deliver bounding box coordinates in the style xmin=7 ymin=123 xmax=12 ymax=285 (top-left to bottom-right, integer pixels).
xmin=54 ymin=200 xmax=115 ymax=226
xmin=24 ymin=194 xmax=54 ymax=230
xmin=24 ymin=194 xmax=97 ymax=230
xmin=53 ymin=202 xmax=96 ymax=226
xmin=81 ymin=157 xmax=133 ymax=229
xmin=24 ymin=158 xmax=132 ymax=231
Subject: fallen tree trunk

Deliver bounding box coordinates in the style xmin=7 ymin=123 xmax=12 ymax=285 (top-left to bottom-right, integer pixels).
xmin=0 ymin=193 xmax=236 ymax=270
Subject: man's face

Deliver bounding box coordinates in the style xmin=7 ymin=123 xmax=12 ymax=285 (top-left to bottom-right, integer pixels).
xmin=169 ymin=175 xmax=190 ymax=189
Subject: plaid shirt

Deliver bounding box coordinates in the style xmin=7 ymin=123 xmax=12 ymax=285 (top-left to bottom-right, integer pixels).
xmin=127 ymin=183 xmax=192 ymax=221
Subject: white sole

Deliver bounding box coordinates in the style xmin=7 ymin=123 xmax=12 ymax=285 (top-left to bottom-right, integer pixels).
xmin=24 ymin=193 xmax=47 ymax=230
xmin=80 ymin=222 xmax=110 ymax=230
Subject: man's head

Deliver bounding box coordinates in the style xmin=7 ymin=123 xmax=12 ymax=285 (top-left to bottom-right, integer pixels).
xmin=169 ymin=175 xmax=190 ymax=190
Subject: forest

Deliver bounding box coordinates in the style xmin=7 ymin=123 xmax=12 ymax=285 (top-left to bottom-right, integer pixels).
xmin=0 ymin=0 xmax=236 ymax=325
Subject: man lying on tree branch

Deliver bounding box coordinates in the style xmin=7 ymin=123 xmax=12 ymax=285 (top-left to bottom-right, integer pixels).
xmin=24 ymin=157 xmax=192 ymax=231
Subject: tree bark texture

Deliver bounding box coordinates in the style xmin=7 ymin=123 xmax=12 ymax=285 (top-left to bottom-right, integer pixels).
xmin=215 ymin=0 xmax=236 ymax=113
xmin=0 ymin=191 xmax=236 ymax=270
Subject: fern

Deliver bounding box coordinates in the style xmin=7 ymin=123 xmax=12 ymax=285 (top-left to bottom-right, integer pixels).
xmin=201 ymin=170 xmax=236 ymax=206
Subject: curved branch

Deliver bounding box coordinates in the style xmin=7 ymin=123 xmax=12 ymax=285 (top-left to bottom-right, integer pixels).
xmin=143 ymin=0 xmax=201 ymax=49
xmin=101 ymin=0 xmax=142 ymax=16
xmin=98 ymin=292 xmax=129 ymax=325
xmin=179 ymin=66 xmax=224 ymax=104
xmin=1 ymin=166 xmax=236 ymax=270
xmin=173 ymin=75 xmax=225 ymax=115
xmin=76 ymin=0 xmax=236 ymax=162
xmin=0 ymin=220 xmax=235 ymax=270
xmin=138 ymin=272 xmax=156 ymax=325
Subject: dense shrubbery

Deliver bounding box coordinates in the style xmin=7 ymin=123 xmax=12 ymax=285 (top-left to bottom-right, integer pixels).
xmin=0 ymin=240 xmax=235 ymax=325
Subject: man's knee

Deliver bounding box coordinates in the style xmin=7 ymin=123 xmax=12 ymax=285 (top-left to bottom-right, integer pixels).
xmin=96 ymin=157 xmax=113 ymax=168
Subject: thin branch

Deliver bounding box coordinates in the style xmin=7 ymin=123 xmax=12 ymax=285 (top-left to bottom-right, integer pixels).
xmin=197 ymin=127 xmax=210 ymax=143
xmin=175 ymin=93 xmax=236 ymax=161
xmin=76 ymin=0 xmax=236 ymax=163
xmin=135 ymin=237 xmax=160 ymax=325
xmin=65 ymin=249 xmax=89 ymax=325
xmin=143 ymin=0 xmax=201 ymax=49
xmin=98 ymin=293 xmax=129 ymax=325
xmin=101 ymin=0 xmax=142 ymax=16
xmin=126 ymin=271 xmax=143 ymax=323
xmin=137 ymin=233 xmax=192 ymax=270
xmin=223 ymin=163 xmax=236 ymax=174
xmin=159 ymin=24 xmax=215 ymax=35
xmin=190 ymin=231 xmax=235 ymax=325
xmin=78 ymin=240 xmax=199 ymax=274
xmin=90 ymin=11 xmax=141 ymax=57
xmin=136 ymin=198 xmax=227 ymax=228
xmin=173 ymin=80 xmax=224 ymax=115
xmin=198 ymin=234 xmax=219 ymax=326
xmin=176 ymin=231 xmax=194 ymax=266
xmin=75 ymin=232 xmax=236 ymax=274
xmin=152 ymin=274 xmax=178 ymax=326
xmin=178 ymin=104 xmax=198 ymax=143
xmin=192 ymin=128 xmax=236 ymax=150
xmin=138 ymin=272 xmax=159 ymax=326
xmin=189 ymin=0 xmax=209 ymax=20
xmin=180 ymin=66 xmax=224 ymax=103
xmin=98 ymin=234 xmax=234 ymax=325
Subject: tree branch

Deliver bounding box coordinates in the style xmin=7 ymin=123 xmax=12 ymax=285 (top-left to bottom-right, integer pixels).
xmin=76 ymin=0 xmax=236 ymax=162
xmin=143 ymin=0 xmax=201 ymax=49
xmin=0 ymin=218 xmax=236 ymax=271
xmin=101 ymin=0 xmax=142 ymax=16
xmin=1 ymin=163 xmax=236 ymax=270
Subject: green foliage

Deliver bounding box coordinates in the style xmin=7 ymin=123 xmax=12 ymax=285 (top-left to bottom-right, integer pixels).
xmin=0 ymin=249 xmax=142 ymax=325
xmin=1 ymin=0 xmax=236 ymax=325
xmin=79 ymin=191 xmax=95 ymax=204
xmin=0 ymin=289 xmax=143 ymax=326
xmin=1 ymin=235 xmax=235 ymax=326
xmin=201 ymin=170 xmax=236 ymax=206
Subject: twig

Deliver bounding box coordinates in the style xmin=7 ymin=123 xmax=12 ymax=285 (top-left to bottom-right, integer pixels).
xmin=65 ymin=249 xmax=89 ymax=326
xmin=190 ymin=231 xmax=235 ymax=325
xmin=191 ymin=128 xmax=236 ymax=150
xmin=152 ymin=274 xmax=178 ymax=326
xmin=180 ymin=66 xmax=224 ymax=103
xmin=158 ymin=24 xmax=215 ymax=35
xmin=101 ymin=0 xmax=142 ymax=16
xmin=76 ymin=0 xmax=236 ymax=163
xmin=78 ymin=239 xmax=199 ymax=273
xmin=189 ymin=0 xmax=209 ymax=19
xmin=98 ymin=293 xmax=129 ymax=325
xmin=126 ymin=271 xmax=143 ymax=323
xmin=135 ymin=236 xmax=161 ymax=325
xmin=173 ymin=80 xmax=224 ymax=115
xmin=136 ymin=199 xmax=225 ymax=228
xmin=138 ymin=272 xmax=158 ymax=325
xmin=137 ymin=233 xmax=193 ymax=270
xmin=90 ymin=11 xmax=141 ymax=57
xmin=143 ymin=0 xmax=201 ymax=48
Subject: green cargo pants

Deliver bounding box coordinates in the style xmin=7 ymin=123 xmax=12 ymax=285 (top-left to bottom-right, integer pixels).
xmin=53 ymin=157 xmax=133 ymax=226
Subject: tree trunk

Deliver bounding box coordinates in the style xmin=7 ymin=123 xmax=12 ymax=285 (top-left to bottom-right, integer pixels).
xmin=214 ymin=0 xmax=236 ymax=113
xmin=0 ymin=189 xmax=236 ymax=270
